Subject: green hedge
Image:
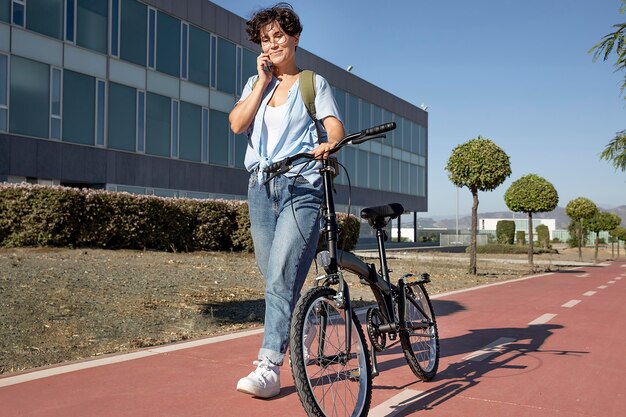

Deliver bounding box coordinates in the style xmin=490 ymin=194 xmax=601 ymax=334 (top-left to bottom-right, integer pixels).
xmin=0 ymin=183 xmax=360 ymax=253
xmin=471 ymin=243 xmax=557 ymax=255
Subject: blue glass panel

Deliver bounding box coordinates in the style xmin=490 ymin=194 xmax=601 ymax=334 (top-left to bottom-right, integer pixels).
xmin=0 ymin=0 xmax=10 ymax=23
xmin=189 ymin=26 xmax=210 ymax=86
xmin=96 ymin=80 xmax=105 ymax=146
xmin=171 ymin=100 xmax=179 ymax=157
xmin=216 ymin=37 xmax=236 ymax=94
xmin=208 ymin=109 xmax=229 ymax=166
xmin=9 ymin=56 xmax=49 ymax=138
xmin=0 ymin=54 xmax=7 ymax=106
xmin=148 ymin=8 xmax=156 ymax=68
xmin=137 ymin=91 xmax=145 ymax=152
xmin=146 ymin=92 xmax=170 ymax=157
xmin=181 ymin=23 xmax=188 ymax=78
xmin=27 ymin=0 xmax=63 ymax=39
xmin=179 ymin=101 xmax=201 ymax=162
xmin=120 ymin=0 xmax=147 ymax=66
xmin=77 ymin=0 xmax=108 ymax=54
xmin=62 ymin=70 xmax=95 ymax=145
xmin=65 ymin=0 xmax=75 ymax=41
xmin=110 ymin=0 xmax=119 ymax=55
xmin=12 ymin=2 xmax=24 ymax=26
xmin=156 ymin=11 xmax=180 ymax=77
xmin=107 ymin=82 xmax=135 ymax=151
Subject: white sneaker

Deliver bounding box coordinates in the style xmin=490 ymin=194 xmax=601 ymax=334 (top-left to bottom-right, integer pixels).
xmin=236 ymin=358 xmax=281 ymax=398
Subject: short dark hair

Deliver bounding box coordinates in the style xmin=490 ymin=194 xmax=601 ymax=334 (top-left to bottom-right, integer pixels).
xmin=246 ymin=3 xmax=302 ymax=44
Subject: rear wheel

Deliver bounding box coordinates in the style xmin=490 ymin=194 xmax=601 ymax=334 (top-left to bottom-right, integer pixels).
xmin=290 ymin=286 xmax=372 ymax=417
xmin=400 ymin=284 xmax=439 ymax=381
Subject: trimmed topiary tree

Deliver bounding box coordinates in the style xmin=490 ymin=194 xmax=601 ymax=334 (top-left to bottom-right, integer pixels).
xmin=565 ymin=197 xmax=598 ymax=260
xmin=446 ymin=136 xmax=511 ymax=274
xmin=504 ymin=174 xmax=558 ymax=266
xmin=496 ymin=220 xmax=515 ymax=244
xmin=584 ymin=211 xmax=622 ymax=262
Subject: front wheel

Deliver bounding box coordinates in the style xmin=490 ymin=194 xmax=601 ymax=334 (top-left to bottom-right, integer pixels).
xmin=400 ymin=283 xmax=440 ymax=381
xmin=290 ymin=286 xmax=372 ymax=417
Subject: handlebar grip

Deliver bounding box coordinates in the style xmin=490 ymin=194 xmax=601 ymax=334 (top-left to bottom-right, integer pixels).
xmin=362 ymin=122 xmax=396 ymax=136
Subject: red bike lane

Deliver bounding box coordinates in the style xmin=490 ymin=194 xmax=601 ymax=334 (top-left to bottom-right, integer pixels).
xmin=1 ymin=260 xmax=625 ymax=417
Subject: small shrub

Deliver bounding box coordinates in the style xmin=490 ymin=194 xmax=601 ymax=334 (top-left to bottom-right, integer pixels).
xmin=471 ymin=243 xmax=557 ymax=255
xmin=536 ymin=224 xmax=550 ymax=249
xmin=516 ymin=230 xmax=526 ymax=245
xmin=496 ymin=220 xmax=515 ymax=244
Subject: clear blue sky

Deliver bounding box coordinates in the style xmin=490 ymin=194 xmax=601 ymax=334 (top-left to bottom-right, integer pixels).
xmin=212 ymin=0 xmax=625 ymax=218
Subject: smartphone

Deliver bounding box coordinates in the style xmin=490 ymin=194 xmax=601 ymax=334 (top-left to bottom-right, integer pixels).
xmin=264 ymin=61 xmax=273 ymax=72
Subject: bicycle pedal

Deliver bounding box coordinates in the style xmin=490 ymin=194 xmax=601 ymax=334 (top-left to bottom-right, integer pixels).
xmin=401 ymin=273 xmax=430 ymax=285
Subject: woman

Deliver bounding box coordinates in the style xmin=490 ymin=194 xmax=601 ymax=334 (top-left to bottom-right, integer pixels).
xmin=229 ymin=3 xmax=344 ymax=399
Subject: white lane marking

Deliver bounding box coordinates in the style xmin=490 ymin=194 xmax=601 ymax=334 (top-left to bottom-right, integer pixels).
xmin=562 ymin=300 xmax=581 ymax=308
xmin=576 ymin=273 xmax=589 ymax=278
xmin=608 ymin=281 xmax=616 ymax=284
xmin=584 ymin=291 xmax=597 ymax=296
xmin=616 ymin=277 xmax=623 ymax=280
xmin=369 ymin=389 xmax=426 ymax=417
xmin=529 ymin=313 xmax=557 ymax=326
xmin=0 ymin=328 xmax=265 ymax=388
xmin=462 ymin=337 xmax=516 ymax=362
xmin=598 ymin=285 xmax=608 ymax=289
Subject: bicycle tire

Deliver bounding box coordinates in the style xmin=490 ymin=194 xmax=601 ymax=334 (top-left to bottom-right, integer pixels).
xmin=290 ymin=286 xmax=372 ymax=417
xmin=400 ymin=283 xmax=439 ymax=381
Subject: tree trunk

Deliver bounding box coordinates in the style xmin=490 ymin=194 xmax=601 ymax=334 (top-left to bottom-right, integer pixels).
xmin=527 ymin=212 xmax=534 ymax=266
xmin=577 ymin=220 xmax=583 ymax=261
xmin=469 ymin=189 xmax=479 ymax=275
xmin=594 ymin=232 xmax=600 ymax=262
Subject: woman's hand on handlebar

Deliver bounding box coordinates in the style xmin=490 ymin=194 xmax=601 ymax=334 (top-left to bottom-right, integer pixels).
xmin=311 ymin=141 xmax=337 ymax=160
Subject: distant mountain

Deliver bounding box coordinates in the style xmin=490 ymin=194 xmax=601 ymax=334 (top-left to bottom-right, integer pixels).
xmin=421 ymin=205 xmax=626 ymax=230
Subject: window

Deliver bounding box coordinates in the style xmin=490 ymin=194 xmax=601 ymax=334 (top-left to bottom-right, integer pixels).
xmin=234 ymin=133 xmax=247 ymax=168
xmin=63 ymin=69 xmax=95 ymax=145
xmin=333 ymin=88 xmax=346 ymax=118
xmin=146 ymin=92 xmax=170 ymax=157
xmin=180 ymin=22 xmax=188 ymax=80
xmin=356 ymin=149 xmax=368 ymax=188
xmin=394 ymin=116 xmax=403 ymax=149
xmin=0 ymin=54 xmax=7 ymax=132
xmin=136 ymin=90 xmax=145 ymax=152
xmin=188 ymin=25 xmax=210 ymax=86
xmin=156 ymin=11 xmax=180 ymax=77
xmin=236 ymin=46 xmax=242 ymax=96
xmin=110 ymin=0 xmax=119 ymax=56
xmin=216 ymin=37 xmax=236 ymax=94
xmin=26 ymin=0 xmax=63 ymax=39
xmin=361 ymin=101 xmax=371 ymax=131
xmin=210 ymin=34 xmax=217 ymax=88
xmin=12 ymin=0 xmax=24 ymax=27
xmin=391 ymin=159 xmax=400 ymax=193
xmin=171 ymin=99 xmax=179 ymax=157
xmin=369 ymin=153 xmax=380 ymax=190
xmin=201 ymin=107 xmax=208 ymax=162
xmin=77 ymin=0 xmax=108 ymax=54
xmin=107 ymin=82 xmax=135 ymax=151
xmin=410 ymin=164 xmax=418 ymax=196
xmin=347 ymin=94 xmax=359 ymax=133
xmin=0 ymin=0 xmax=10 ymax=23
xmin=65 ymin=0 xmax=75 ymax=42
xmin=208 ymin=109 xmax=229 ymax=166
xmin=95 ymin=79 xmax=106 ymax=146
xmin=343 ymin=147 xmax=356 ymax=186
xmin=242 ymin=49 xmax=257 ymax=88
xmin=120 ymin=0 xmax=147 ymax=67
xmin=400 ymin=161 xmax=409 ymax=194
xmin=380 ymin=156 xmax=390 ymax=191
xmin=179 ymin=101 xmax=201 ymax=162
xmin=50 ymin=67 xmax=62 ymax=140
xmin=147 ymin=7 xmax=156 ymax=68
xmin=9 ymin=56 xmax=49 ymax=138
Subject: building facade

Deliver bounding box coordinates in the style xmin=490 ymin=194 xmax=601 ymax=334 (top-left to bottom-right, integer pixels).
xmin=0 ymin=0 xmax=428 ymax=214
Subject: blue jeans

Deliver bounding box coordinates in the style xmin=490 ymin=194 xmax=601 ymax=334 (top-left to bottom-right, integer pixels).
xmin=248 ymin=172 xmax=323 ymax=366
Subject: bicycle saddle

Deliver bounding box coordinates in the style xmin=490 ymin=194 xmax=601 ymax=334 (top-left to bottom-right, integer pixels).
xmin=360 ymin=203 xmax=404 ymax=225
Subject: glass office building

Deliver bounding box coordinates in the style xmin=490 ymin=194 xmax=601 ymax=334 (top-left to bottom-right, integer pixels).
xmin=0 ymin=0 xmax=428 ymax=216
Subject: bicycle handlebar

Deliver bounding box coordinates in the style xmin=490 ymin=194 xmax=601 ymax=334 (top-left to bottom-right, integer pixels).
xmin=263 ymin=122 xmax=396 ymax=177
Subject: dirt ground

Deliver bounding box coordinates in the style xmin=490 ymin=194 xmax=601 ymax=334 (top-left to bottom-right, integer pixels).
xmin=0 ymin=244 xmax=621 ymax=375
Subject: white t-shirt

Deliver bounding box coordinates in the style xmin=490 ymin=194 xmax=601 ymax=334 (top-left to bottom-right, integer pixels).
xmin=262 ymin=102 xmax=288 ymax=156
